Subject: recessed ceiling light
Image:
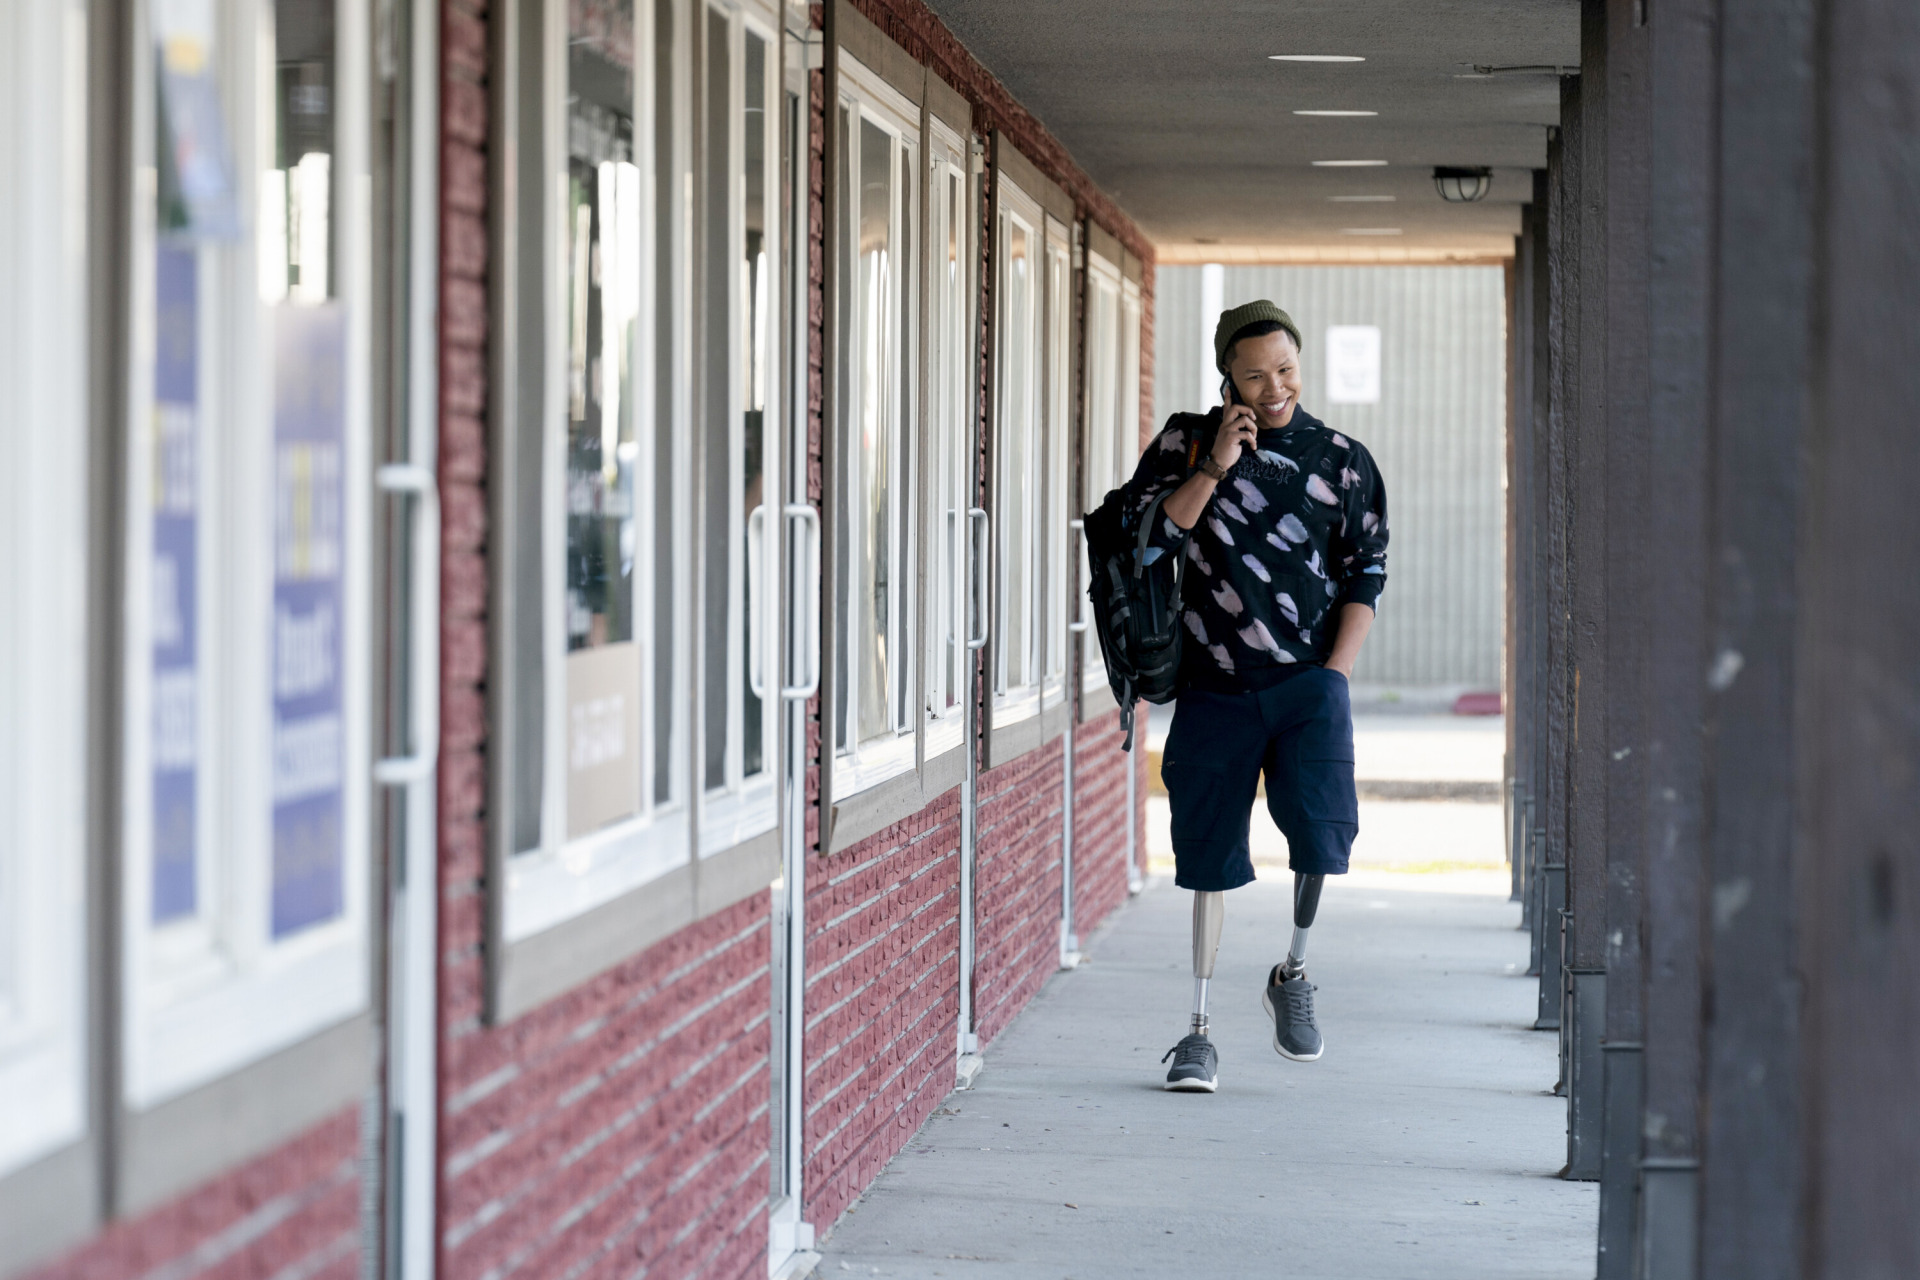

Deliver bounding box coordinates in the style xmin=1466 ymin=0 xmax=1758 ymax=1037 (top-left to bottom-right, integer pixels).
xmin=1312 ymin=159 xmax=1389 ymax=167
xmin=1340 ymin=227 xmax=1403 ymax=235
xmin=1294 ymin=110 xmax=1378 ymax=117
xmin=1330 ymin=195 xmax=1396 ymax=202
xmin=1270 ymin=55 xmax=1366 ymax=62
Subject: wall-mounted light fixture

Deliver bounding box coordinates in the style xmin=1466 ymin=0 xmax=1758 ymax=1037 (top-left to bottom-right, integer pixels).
xmin=1433 ymin=166 xmax=1493 ymax=202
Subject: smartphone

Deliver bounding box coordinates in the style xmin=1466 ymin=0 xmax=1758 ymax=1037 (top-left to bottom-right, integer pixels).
xmin=1220 ymin=375 xmax=1244 ymax=408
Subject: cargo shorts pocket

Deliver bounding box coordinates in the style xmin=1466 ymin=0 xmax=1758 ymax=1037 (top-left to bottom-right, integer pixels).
xmin=1283 ymin=670 xmax=1359 ymax=826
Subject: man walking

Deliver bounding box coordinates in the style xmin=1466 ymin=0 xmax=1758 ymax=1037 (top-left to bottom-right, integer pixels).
xmin=1123 ymin=301 xmax=1389 ymax=1092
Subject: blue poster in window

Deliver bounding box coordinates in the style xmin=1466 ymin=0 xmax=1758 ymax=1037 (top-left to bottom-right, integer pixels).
xmin=152 ymin=244 xmax=199 ymax=923
xmin=271 ymin=303 xmax=348 ymax=938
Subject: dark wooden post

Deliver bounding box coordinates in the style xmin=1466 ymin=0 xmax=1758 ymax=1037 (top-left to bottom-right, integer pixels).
xmin=1538 ymin=95 xmax=1577 ymax=1041
xmin=1565 ymin=0 xmax=1614 ymax=1183
xmin=1595 ymin=0 xmax=1653 ymax=1264
xmin=1801 ymin=1 xmax=1920 ymax=1271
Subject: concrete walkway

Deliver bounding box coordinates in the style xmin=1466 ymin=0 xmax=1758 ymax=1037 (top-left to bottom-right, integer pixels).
xmin=815 ymin=872 xmax=1597 ymax=1279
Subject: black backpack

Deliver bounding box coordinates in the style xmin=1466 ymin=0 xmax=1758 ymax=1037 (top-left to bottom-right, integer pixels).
xmin=1083 ymin=416 xmax=1212 ymax=750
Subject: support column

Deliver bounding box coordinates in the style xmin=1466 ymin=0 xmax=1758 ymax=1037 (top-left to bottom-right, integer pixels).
xmin=1801 ymin=0 xmax=1920 ymax=1271
xmin=1537 ymin=85 xmax=1578 ymax=1040
xmin=1636 ymin=0 xmax=1715 ymax=1272
xmin=1509 ymin=201 xmax=1543 ymax=920
xmin=1562 ymin=0 xmax=1613 ymax=1184
xmin=1523 ymin=172 xmax=1551 ymax=959
xmin=1503 ymin=246 xmax=1521 ymax=900
xmin=1695 ymin=0 xmax=1817 ymax=1271
xmin=1594 ymin=0 xmax=1652 ymax=1266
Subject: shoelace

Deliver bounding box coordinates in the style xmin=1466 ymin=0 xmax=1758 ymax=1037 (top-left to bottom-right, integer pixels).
xmin=1279 ymin=981 xmax=1318 ymax=1025
xmin=1161 ymin=1037 xmax=1212 ymax=1068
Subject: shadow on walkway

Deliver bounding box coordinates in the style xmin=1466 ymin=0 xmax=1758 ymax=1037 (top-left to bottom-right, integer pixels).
xmin=816 ymin=872 xmax=1596 ymax=1279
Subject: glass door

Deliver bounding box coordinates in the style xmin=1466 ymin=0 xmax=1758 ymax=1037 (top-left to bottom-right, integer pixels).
xmin=767 ymin=1 xmax=815 ymax=1271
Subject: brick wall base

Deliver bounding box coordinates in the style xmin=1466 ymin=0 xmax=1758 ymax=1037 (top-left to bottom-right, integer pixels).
xmin=440 ymin=896 xmax=773 ymax=1280
xmin=26 ymin=1112 xmax=361 ymax=1280
xmin=802 ymin=790 xmax=962 ymax=1228
xmin=1071 ymin=708 xmax=1135 ymax=940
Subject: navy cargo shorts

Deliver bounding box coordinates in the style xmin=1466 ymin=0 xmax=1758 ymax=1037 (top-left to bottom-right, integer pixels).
xmin=1159 ymin=668 xmax=1359 ymax=892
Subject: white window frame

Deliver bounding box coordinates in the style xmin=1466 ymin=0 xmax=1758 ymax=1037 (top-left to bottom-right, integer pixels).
xmin=1039 ymin=213 xmax=1072 ymax=711
xmin=991 ymin=176 xmax=1044 ymax=726
xmin=505 ymin=0 xmax=694 ymax=943
xmin=829 ymin=54 xmax=920 ymax=797
xmin=920 ymin=116 xmax=972 ymax=760
xmin=120 ymin=0 xmax=374 ymax=1110
xmin=0 ymin=0 xmax=89 ymax=1177
xmin=696 ymin=0 xmax=783 ymax=856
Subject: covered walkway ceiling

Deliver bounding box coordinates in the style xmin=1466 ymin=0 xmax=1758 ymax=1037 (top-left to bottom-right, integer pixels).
xmin=923 ymin=0 xmax=1579 ymax=261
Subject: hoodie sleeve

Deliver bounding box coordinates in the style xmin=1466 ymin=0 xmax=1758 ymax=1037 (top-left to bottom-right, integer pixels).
xmin=1331 ymin=441 xmax=1389 ymax=610
xmin=1123 ymin=413 xmax=1207 ymax=556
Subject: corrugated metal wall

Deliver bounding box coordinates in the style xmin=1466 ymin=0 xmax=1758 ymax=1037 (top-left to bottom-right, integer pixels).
xmin=1152 ymin=265 xmax=1507 ymax=688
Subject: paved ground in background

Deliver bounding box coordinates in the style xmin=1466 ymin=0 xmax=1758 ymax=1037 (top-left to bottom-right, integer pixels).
xmin=813 ymin=872 xmax=1596 ymax=1279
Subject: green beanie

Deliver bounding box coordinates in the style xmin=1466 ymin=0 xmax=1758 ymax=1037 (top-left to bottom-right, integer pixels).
xmin=1213 ymin=300 xmax=1302 ymax=371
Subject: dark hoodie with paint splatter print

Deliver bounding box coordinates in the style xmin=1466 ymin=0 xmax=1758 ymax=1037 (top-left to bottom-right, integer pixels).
xmin=1123 ymin=406 xmax=1389 ymax=693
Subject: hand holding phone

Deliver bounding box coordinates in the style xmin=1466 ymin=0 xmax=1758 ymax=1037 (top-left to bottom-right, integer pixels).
xmin=1212 ymin=375 xmax=1259 ymax=472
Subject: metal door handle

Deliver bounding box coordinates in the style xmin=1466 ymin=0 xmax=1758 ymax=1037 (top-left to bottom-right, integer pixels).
xmin=373 ymin=464 xmax=441 ymax=786
xmin=967 ymin=507 xmax=990 ymax=650
xmin=781 ymin=503 xmax=821 ymax=700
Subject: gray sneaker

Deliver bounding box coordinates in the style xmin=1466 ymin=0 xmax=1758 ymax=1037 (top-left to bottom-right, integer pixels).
xmin=1262 ymin=971 xmax=1324 ymax=1061
xmin=1161 ymin=1032 xmax=1219 ymax=1092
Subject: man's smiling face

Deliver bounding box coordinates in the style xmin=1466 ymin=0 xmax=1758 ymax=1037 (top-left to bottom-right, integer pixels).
xmin=1226 ymin=329 xmax=1304 ymax=430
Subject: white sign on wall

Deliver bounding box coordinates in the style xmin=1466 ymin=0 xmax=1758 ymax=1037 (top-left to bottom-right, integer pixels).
xmin=1325 ymin=325 xmax=1382 ymax=404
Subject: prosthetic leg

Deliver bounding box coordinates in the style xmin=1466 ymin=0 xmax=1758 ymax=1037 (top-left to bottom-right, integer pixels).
xmin=1265 ymin=872 xmax=1327 ymax=1061
xmin=1189 ymin=890 xmax=1225 ymax=1035
xmin=1164 ymin=891 xmax=1226 ymax=1091
xmin=1280 ymin=872 xmax=1324 ymax=982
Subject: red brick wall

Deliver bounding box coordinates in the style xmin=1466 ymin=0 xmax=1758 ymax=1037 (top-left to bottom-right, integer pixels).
xmin=1071 ymin=709 xmax=1133 ymax=940
xmin=971 ymin=746 xmax=1064 ymax=1046
xmin=438 ymin=896 xmax=772 ymax=1280
xmin=25 ymin=1112 xmax=361 ymax=1280
xmin=801 ymin=790 xmax=962 ymax=1228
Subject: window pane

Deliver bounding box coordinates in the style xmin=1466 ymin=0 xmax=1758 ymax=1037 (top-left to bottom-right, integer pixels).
xmin=652 ymin=0 xmax=676 ymax=805
xmin=741 ymin=28 xmax=767 ymax=781
xmin=565 ymin=0 xmax=642 ymax=838
xmin=262 ymin=0 xmax=335 ymax=303
xmin=928 ymin=163 xmax=964 ymax=719
xmin=999 ymin=216 xmax=1031 ymax=692
xmin=832 ymin=103 xmax=853 ymax=754
xmin=1043 ymin=232 xmax=1069 ymax=685
xmin=151 ymin=244 xmax=200 ymax=923
xmin=1086 ymin=271 xmax=1117 ymax=513
xmin=949 ymin=170 xmax=966 ymax=709
xmin=702 ymin=5 xmax=730 ymax=792
xmin=892 ymin=141 xmax=914 ymax=731
xmin=855 ymin=116 xmax=893 ymax=745
xmin=265 ymin=0 xmax=348 ymax=936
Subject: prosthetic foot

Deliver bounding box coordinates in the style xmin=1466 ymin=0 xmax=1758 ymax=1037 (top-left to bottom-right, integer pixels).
xmin=1163 ymin=891 xmax=1224 ymax=1091
xmin=1262 ymin=873 xmax=1325 ymax=1061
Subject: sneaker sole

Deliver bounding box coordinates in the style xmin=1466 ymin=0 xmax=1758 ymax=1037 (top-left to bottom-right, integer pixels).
xmin=1261 ymin=988 xmax=1324 ymax=1062
xmin=1163 ymin=1077 xmax=1219 ymax=1093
